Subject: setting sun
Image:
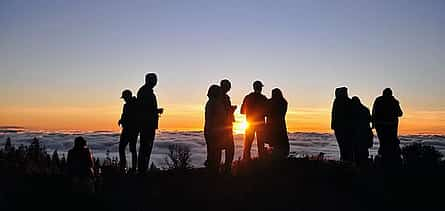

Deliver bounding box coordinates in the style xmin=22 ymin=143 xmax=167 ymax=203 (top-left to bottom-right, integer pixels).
xmin=234 ymin=117 xmax=249 ymax=134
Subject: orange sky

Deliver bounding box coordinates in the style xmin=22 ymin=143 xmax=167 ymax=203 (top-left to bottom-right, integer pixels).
xmin=1 ymin=103 xmax=444 ymax=135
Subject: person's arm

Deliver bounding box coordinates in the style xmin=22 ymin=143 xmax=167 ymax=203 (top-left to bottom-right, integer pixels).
xmin=367 ymin=108 xmax=372 ymax=123
xmin=136 ymin=87 xmax=143 ymax=100
xmin=396 ymin=100 xmax=403 ymax=117
xmin=240 ymin=96 xmax=247 ymax=115
xmin=331 ymin=100 xmax=336 ymax=130
xmin=283 ymin=100 xmax=288 ymax=115
xmin=261 ymin=96 xmax=268 ymax=117
xmin=118 ymin=104 xmax=127 ymax=126
xmin=371 ymin=100 xmax=377 ymax=128
xmin=152 ymin=93 xmax=159 ymax=114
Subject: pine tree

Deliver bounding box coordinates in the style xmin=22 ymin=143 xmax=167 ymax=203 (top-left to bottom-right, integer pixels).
xmin=5 ymin=137 xmax=12 ymax=151
xmin=52 ymin=150 xmax=60 ymax=167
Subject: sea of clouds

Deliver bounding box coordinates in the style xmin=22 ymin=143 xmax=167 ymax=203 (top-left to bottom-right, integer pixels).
xmin=1 ymin=126 xmax=444 ymax=168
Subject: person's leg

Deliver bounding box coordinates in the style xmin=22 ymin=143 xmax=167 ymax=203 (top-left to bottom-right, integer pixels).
xmin=243 ymin=126 xmax=255 ymax=160
xmin=282 ymin=141 xmax=290 ymax=158
xmin=138 ymin=129 xmax=146 ymax=173
xmin=377 ymin=126 xmax=400 ymax=168
xmin=138 ymin=128 xmax=155 ymax=173
xmin=256 ymin=125 xmax=266 ymax=158
xmin=361 ymin=147 xmax=370 ymax=166
xmin=343 ymin=133 xmax=354 ymax=162
xmin=205 ymin=133 xmax=218 ymax=172
xmin=119 ymin=129 xmax=129 ymax=171
xmin=204 ymin=133 xmax=211 ymax=167
xmin=224 ymin=139 xmax=235 ymax=172
xmin=352 ymin=136 xmax=359 ymax=164
xmin=389 ymin=126 xmax=402 ymax=165
xmin=335 ymin=131 xmax=346 ymax=161
xmin=129 ymin=131 xmax=138 ymax=171
xmin=376 ymin=126 xmax=390 ymax=158
xmin=375 ymin=127 xmax=384 ymax=156
xmin=216 ymin=146 xmax=222 ymax=170
xmin=145 ymin=129 xmax=155 ymax=170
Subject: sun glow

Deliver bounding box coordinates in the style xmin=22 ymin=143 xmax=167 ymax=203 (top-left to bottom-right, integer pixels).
xmin=234 ymin=118 xmax=249 ymax=134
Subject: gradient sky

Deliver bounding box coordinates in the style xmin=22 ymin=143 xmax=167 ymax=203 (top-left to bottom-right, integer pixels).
xmin=1 ymin=0 xmax=444 ymax=134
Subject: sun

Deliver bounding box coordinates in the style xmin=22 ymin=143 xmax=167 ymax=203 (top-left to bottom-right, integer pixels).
xmin=234 ymin=118 xmax=249 ymax=134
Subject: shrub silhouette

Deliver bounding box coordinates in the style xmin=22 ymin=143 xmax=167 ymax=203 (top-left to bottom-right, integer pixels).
xmin=401 ymin=142 xmax=443 ymax=169
xmin=164 ymin=144 xmax=193 ymax=170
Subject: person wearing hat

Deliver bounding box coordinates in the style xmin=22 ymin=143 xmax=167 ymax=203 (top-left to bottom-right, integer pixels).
xmin=118 ymin=89 xmax=139 ymax=172
xmin=240 ymin=80 xmax=268 ymax=159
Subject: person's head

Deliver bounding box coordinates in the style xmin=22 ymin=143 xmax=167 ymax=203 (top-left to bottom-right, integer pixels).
xmin=207 ymin=84 xmax=221 ymax=99
xmin=74 ymin=136 xmax=87 ymax=149
xmin=271 ymin=88 xmax=283 ymax=99
xmin=220 ymin=79 xmax=231 ymax=94
xmin=383 ymin=88 xmax=393 ymax=97
xmin=120 ymin=89 xmax=133 ymax=102
xmin=145 ymin=73 xmax=158 ymax=88
xmin=335 ymin=87 xmax=348 ymax=98
xmin=253 ymin=80 xmax=263 ymax=93
xmin=351 ymin=96 xmax=361 ymax=105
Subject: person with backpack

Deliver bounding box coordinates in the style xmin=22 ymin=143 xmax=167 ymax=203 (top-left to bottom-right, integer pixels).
xmin=118 ymin=89 xmax=139 ymax=172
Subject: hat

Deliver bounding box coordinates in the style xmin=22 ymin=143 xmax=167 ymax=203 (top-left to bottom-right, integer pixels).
xmin=121 ymin=89 xmax=132 ymax=99
xmin=253 ymin=80 xmax=264 ymax=88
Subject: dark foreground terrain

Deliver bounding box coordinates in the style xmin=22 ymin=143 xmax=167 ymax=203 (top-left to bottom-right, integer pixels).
xmin=1 ymin=156 xmax=444 ymax=211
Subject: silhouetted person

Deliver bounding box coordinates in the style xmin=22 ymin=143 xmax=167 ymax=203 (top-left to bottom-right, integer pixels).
xmin=204 ymin=85 xmax=224 ymax=172
xmin=372 ymin=88 xmax=403 ymax=165
xmin=331 ymin=87 xmax=353 ymax=162
xmin=218 ymin=79 xmax=236 ymax=172
xmin=67 ymin=136 xmax=95 ymax=192
xmin=351 ymin=96 xmax=373 ymax=166
xmin=266 ymin=88 xmax=289 ymax=159
xmin=137 ymin=73 xmax=163 ymax=173
xmin=241 ymin=80 xmax=268 ymax=159
xmin=118 ymin=89 xmax=138 ymax=172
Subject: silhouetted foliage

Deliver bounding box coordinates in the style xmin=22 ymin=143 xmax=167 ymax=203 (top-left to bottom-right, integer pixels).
xmin=164 ymin=144 xmax=193 ymax=170
xmin=2 ymin=137 xmax=445 ymax=210
xmin=402 ymin=142 xmax=443 ymax=169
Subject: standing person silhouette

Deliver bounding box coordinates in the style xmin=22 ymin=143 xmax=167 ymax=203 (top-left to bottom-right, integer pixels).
xmin=204 ymin=85 xmax=224 ymax=172
xmin=351 ymin=96 xmax=373 ymax=166
xmin=118 ymin=89 xmax=138 ymax=173
xmin=241 ymin=80 xmax=268 ymax=159
xmin=67 ymin=136 xmax=95 ymax=192
xmin=372 ymin=88 xmax=403 ymax=165
xmin=331 ymin=87 xmax=353 ymax=162
xmin=266 ymin=88 xmax=289 ymax=159
xmin=219 ymin=79 xmax=236 ymax=172
xmin=137 ymin=73 xmax=163 ymax=173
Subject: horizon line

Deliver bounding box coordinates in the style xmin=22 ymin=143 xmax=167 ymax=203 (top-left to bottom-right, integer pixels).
xmin=1 ymin=125 xmax=444 ymax=136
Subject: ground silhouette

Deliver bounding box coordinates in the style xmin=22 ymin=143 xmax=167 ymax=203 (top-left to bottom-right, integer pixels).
xmin=1 ymin=139 xmax=444 ymax=211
